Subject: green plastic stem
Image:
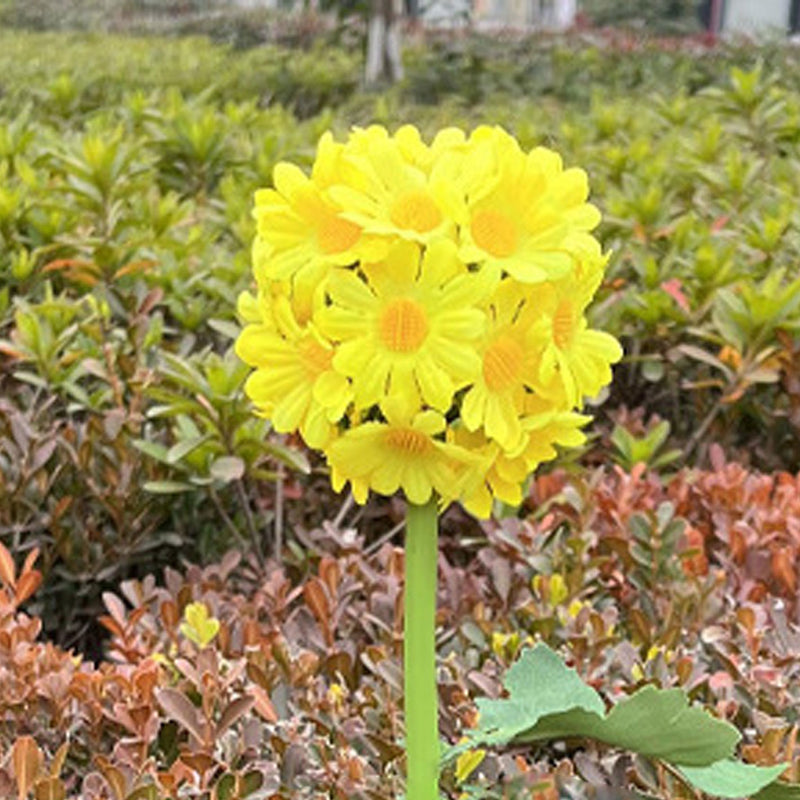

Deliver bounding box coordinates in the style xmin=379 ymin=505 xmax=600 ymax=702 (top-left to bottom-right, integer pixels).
xmin=404 ymin=497 xmax=440 ymax=800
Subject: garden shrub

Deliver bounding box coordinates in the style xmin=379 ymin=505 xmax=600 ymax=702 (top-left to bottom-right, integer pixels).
xmin=582 ymin=0 xmax=703 ymax=33
xmin=1 ymin=27 xmax=800 ymax=676
xmin=1 ymin=457 xmax=800 ymax=797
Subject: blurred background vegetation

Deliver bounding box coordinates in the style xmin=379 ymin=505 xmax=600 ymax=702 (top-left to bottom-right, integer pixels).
xmin=0 ymin=0 xmax=705 ymax=39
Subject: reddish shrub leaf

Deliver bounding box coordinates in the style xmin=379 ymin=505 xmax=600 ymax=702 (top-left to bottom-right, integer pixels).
xmin=303 ymin=579 xmax=331 ymax=631
xmin=33 ymin=777 xmax=66 ymax=800
xmin=772 ymin=548 xmax=796 ymax=594
xmin=21 ymin=547 xmax=40 ymax=577
xmin=216 ymin=695 xmax=256 ymax=737
xmin=12 ymin=736 xmax=42 ymax=800
xmin=93 ymin=757 xmax=126 ymax=800
xmin=251 ymin=685 xmax=278 ymax=723
xmin=15 ymin=571 xmax=42 ymax=605
xmin=156 ymin=688 xmax=206 ymax=745
xmin=0 ymin=541 xmax=16 ymax=588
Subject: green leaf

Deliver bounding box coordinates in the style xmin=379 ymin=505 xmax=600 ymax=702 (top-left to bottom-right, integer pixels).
xmin=132 ymin=439 xmax=170 ymax=464
xmin=576 ymin=685 xmax=738 ymax=765
xmin=240 ymin=771 xmax=263 ymax=796
xmin=471 ymin=644 xmax=739 ymax=767
xmin=214 ymin=774 xmax=236 ymax=800
xmin=679 ymin=760 xmax=788 ymax=798
xmin=473 ymin=643 xmax=605 ymax=746
xmin=266 ymin=440 xmax=311 ymax=474
xmin=143 ymin=480 xmax=195 ymax=494
xmin=166 ymin=435 xmax=209 ymax=464
xmin=675 ymin=343 xmax=732 ymax=377
xmin=210 ymin=456 xmax=245 ymax=482
xmin=146 ymin=401 xmax=202 ymax=419
xmin=126 ymin=787 xmax=158 ymax=800
xmin=641 ymin=359 xmax=665 ymax=382
xmin=651 ymin=448 xmax=683 ymax=470
xmin=754 ymin=781 xmax=800 ymax=800
xmin=207 ymin=318 xmax=241 ymax=340
xmin=180 ymin=601 xmax=219 ymax=648
xmin=643 ymin=420 xmax=670 ymax=453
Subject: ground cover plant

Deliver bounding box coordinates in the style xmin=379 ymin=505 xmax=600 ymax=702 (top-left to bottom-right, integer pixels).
xmin=1 ymin=24 xmax=800 ymax=800
xmin=3 ymin=462 xmax=800 ymax=798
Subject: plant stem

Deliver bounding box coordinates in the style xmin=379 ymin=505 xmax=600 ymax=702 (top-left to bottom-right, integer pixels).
xmin=404 ymin=497 xmax=440 ymax=800
xmin=234 ymin=478 xmax=264 ymax=569
xmin=684 ymin=393 xmax=725 ymax=460
xmin=274 ymin=461 xmax=284 ymax=561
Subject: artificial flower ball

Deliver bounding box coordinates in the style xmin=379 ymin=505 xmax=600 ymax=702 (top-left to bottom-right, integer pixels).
xmin=236 ymin=125 xmax=622 ymax=516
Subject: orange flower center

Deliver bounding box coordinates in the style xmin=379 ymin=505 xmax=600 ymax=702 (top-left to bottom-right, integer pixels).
xmin=483 ymin=335 xmax=525 ymax=392
xmin=471 ymin=209 xmax=518 ymax=258
xmin=379 ymin=298 xmax=429 ymax=353
xmin=390 ymin=190 xmax=442 ymax=234
xmin=552 ymin=300 xmax=574 ymax=349
xmin=317 ymin=213 xmax=361 ymax=255
xmin=292 ymin=295 xmax=313 ymax=327
xmin=384 ymin=427 xmax=432 ymax=455
xmin=298 ymin=336 xmax=332 ymax=378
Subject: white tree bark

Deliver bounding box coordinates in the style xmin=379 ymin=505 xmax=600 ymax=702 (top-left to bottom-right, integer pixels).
xmin=552 ymin=0 xmax=576 ymax=30
xmin=365 ymin=0 xmax=404 ymax=86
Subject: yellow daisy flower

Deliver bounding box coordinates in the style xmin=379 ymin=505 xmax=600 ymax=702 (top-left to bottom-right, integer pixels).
xmin=460 ymin=279 xmax=545 ymax=450
xmin=519 ymin=401 xmax=591 ymax=466
xmin=252 ymin=135 xmax=385 ymax=283
xmin=393 ymin=124 xmax=469 ymax=172
xmin=449 ymin=427 xmax=523 ymax=519
xmin=327 ymin=126 xmax=459 ymax=246
xmin=236 ymin=296 xmax=350 ymax=449
xmin=317 ymin=239 xmax=494 ymax=413
xmin=453 ymin=403 xmax=590 ymax=518
xmin=236 ymin=288 xmax=262 ymax=325
xmin=456 ymin=127 xmax=602 ymax=283
xmin=326 ymin=402 xmax=477 ymax=505
xmin=531 ymin=266 xmax=623 ymax=407
xmin=236 ymin=124 xmax=620 ymax=517
xmin=237 ymin=273 xmax=325 ymax=344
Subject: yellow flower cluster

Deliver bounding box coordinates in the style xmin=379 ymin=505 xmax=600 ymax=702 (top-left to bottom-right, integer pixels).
xmin=236 ymin=125 xmax=621 ymax=517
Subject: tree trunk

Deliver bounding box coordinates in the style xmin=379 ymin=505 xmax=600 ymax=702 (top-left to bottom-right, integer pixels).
xmin=365 ymin=0 xmax=404 ymax=87
xmin=552 ymin=0 xmax=576 ymax=30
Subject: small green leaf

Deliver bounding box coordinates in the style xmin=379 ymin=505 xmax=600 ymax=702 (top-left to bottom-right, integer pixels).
xmin=166 ymin=435 xmax=209 ymax=464
xmin=679 ymin=760 xmax=788 ymax=798
xmin=210 ymin=456 xmax=245 ymax=482
xmin=180 ymin=601 xmax=219 ymax=648
xmin=126 ymin=787 xmax=159 ymax=800
xmin=208 ymin=318 xmax=241 ymax=340
xmin=455 ymin=749 xmax=486 ymax=785
xmin=266 ymin=441 xmax=311 ymax=474
xmin=133 ymin=439 xmax=167 ymax=464
xmin=241 ymin=771 xmax=264 ymax=796
xmin=143 ymin=480 xmax=194 ymax=494
xmin=214 ymin=773 xmax=236 ymax=800
xmin=642 ymin=359 xmax=665 ymax=382
xmin=675 ymin=343 xmax=732 ymax=376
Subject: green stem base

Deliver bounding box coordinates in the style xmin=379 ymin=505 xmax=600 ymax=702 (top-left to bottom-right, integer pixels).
xmin=404 ymin=497 xmax=440 ymax=800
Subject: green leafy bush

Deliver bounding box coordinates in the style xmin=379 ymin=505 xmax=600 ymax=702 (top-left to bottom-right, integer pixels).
xmin=582 ymin=0 xmax=702 ymax=33
xmin=2 ymin=26 xmax=800 ymax=657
